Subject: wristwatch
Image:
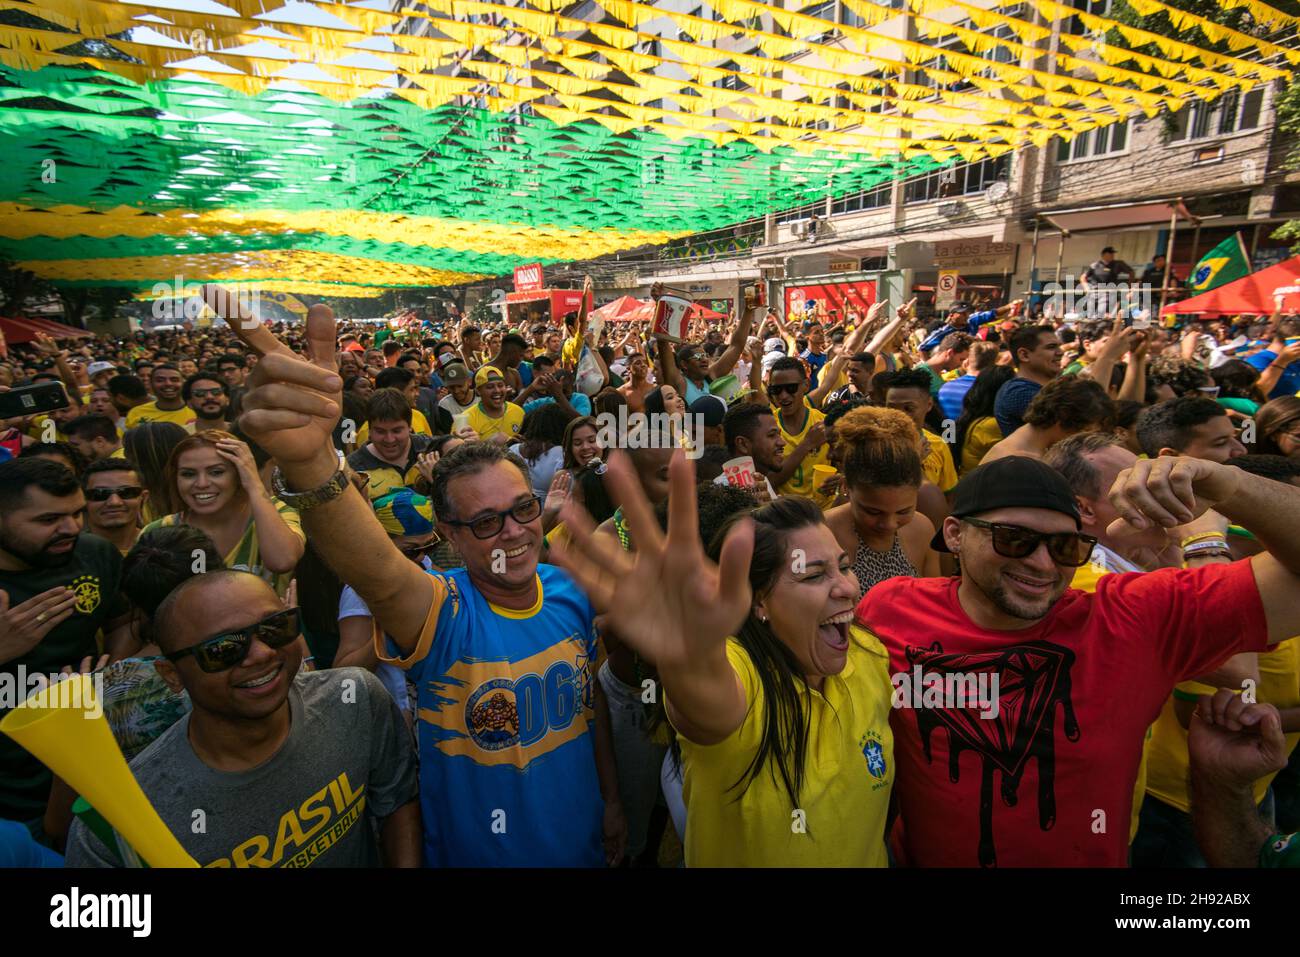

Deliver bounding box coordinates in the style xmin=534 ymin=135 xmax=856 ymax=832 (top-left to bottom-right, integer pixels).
xmin=271 ymin=466 xmax=350 ymax=511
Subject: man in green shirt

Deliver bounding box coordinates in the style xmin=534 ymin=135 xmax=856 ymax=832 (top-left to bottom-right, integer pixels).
xmin=918 ymin=331 xmax=972 ymax=398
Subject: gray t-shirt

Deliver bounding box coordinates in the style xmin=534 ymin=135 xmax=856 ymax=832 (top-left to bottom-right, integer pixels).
xmin=66 ymin=668 xmax=417 ymax=868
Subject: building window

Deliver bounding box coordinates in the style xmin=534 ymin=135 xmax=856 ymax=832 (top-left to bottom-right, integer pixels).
xmin=1056 ymin=118 xmax=1129 ymax=162
xmin=714 ymin=61 xmax=745 ymax=91
xmin=776 ymin=200 xmax=821 ymax=224
xmin=831 ymin=183 xmax=891 ymax=215
xmin=1169 ymin=88 xmax=1264 ymax=142
xmin=800 ymin=0 xmax=837 ymax=41
xmin=904 ymin=155 xmax=1010 ymax=203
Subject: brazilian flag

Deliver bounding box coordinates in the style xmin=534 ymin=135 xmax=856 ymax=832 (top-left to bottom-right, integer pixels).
xmin=1189 ymin=233 xmax=1252 ymax=293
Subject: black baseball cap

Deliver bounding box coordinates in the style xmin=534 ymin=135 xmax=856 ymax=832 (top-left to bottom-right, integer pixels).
xmin=929 ymin=455 xmax=1081 ymax=552
xmin=1101 ymin=246 xmax=1117 ymax=254
xmin=689 ymin=394 xmax=727 ymax=428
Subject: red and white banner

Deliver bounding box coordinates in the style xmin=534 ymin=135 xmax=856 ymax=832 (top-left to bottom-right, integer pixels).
xmin=783 ymin=279 xmax=877 ymax=322
xmin=513 ymin=263 xmax=544 ymax=293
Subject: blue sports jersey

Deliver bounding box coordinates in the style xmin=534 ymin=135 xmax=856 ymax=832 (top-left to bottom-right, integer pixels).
xmin=1245 ymin=349 xmax=1300 ymax=399
xmin=397 ymin=564 xmax=604 ymax=867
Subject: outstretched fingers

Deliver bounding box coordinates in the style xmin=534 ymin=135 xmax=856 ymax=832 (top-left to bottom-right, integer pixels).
xmin=602 ymin=451 xmax=665 ymax=555
xmin=204 ymin=285 xmax=282 ymax=357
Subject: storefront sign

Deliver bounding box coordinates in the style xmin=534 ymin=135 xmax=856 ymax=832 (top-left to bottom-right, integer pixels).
xmin=933 ymin=239 xmax=1015 ymax=271
xmin=513 ymin=262 xmax=544 ymax=292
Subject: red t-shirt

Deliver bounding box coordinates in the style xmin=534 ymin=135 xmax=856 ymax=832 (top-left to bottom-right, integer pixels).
xmin=857 ymin=561 xmax=1269 ymax=867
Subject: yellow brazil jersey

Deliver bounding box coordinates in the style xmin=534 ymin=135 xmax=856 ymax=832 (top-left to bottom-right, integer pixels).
xmin=466 ymin=401 xmax=525 ymax=443
xmin=1145 ymin=637 xmax=1300 ymax=814
xmin=671 ymin=628 xmax=894 ymax=867
xmin=921 ymin=429 xmax=958 ymax=493
xmin=125 ymin=401 xmax=196 ymax=432
xmin=960 ymin=416 xmax=1002 ymax=476
xmin=773 ymin=405 xmax=829 ymax=503
xmin=1070 ymin=546 xmax=1150 ymax=843
xmin=355 ymin=408 xmax=432 ymax=446
xmin=25 ymin=415 xmax=65 ymax=443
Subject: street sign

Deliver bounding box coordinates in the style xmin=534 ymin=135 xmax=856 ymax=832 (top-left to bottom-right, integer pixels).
xmin=936 ymin=270 xmax=959 ymax=309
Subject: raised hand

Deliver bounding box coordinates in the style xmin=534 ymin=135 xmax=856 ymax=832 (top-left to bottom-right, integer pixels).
xmin=209 ymin=289 xmax=342 ymax=481
xmin=1107 ymin=456 xmax=1241 ymax=534
xmin=549 ymin=449 xmax=753 ymax=674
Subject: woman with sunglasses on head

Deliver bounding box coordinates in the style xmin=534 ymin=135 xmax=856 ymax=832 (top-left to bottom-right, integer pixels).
xmin=551 ymin=451 xmax=895 ymax=867
xmin=334 ymin=488 xmax=443 ymax=726
xmin=141 ymin=429 xmax=305 ymax=597
xmin=825 ymin=407 xmax=940 ymax=602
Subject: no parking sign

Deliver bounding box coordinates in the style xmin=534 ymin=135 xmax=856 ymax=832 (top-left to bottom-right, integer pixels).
xmin=936 ymin=270 xmax=959 ymax=310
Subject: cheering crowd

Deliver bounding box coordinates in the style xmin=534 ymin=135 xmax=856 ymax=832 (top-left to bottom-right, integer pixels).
xmin=2 ymin=275 xmax=1300 ymax=869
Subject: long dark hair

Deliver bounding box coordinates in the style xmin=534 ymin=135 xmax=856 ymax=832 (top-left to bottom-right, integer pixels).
xmin=562 ymin=415 xmax=601 ymax=470
xmin=123 ymin=421 xmax=189 ymax=516
xmin=954 ymin=364 xmax=1015 ymax=460
xmin=706 ymin=495 xmax=825 ymax=810
xmin=517 ymin=403 xmax=570 ymax=462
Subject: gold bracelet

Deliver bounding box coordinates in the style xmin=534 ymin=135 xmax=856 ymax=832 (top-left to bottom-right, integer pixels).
xmin=1180 ymin=532 xmax=1228 ymax=549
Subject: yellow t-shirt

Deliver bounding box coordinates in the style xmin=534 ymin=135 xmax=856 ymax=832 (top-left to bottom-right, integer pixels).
xmin=921 ymin=429 xmax=958 ymax=493
xmin=1145 ymin=637 xmax=1300 ymax=813
xmin=672 ymin=629 xmax=894 ymax=867
xmin=466 ymin=401 xmax=525 ymax=443
xmin=142 ymin=498 xmax=305 ymax=596
xmin=355 ymin=408 xmax=432 ymax=446
xmin=773 ymin=405 xmax=829 ymax=503
xmin=960 ymin=416 xmax=1002 ymax=475
xmin=125 ymin=401 xmax=196 ymax=432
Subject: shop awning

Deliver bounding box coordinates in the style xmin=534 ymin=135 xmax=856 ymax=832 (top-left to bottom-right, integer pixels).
xmin=1039 ymin=199 xmax=1197 ymax=235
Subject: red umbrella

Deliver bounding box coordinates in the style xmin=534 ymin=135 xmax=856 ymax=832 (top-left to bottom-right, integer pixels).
xmin=590 ymin=295 xmax=648 ymax=323
xmin=686 ymin=303 xmax=727 ymax=321
xmin=1160 ymin=255 xmax=1300 ymax=317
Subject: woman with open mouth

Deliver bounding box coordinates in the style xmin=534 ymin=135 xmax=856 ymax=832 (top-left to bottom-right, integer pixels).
xmin=141 ymin=429 xmax=306 ymax=597
xmin=552 ymin=450 xmax=895 ymax=867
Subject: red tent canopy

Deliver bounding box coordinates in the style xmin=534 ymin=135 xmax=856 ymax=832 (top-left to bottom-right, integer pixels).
xmin=590 ymin=295 xmax=646 ymax=323
xmin=599 ymin=298 xmax=728 ymax=324
xmin=0 ymin=316 xmax=93 ymax=342
xmin=686 ymin=303 xmax=727 ymax=321
xmin=1160 ymin=255 xmax=1300 ymax=317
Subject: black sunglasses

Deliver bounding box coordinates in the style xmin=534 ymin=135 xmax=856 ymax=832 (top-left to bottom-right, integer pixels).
xmin=769 ymin=382 xmax=803 ymax=396
xmin=399 ymin=537 xmax=440 ymax=560
xmin=164 ymin=608 xmax=301 ymax=673
xmin=444 ymin=495 xmax=543 ymax=540
xmin=963 ymin=518 xmax=1097 ymax=567
xmin=86 ymin=485 xmax=144 ymax=502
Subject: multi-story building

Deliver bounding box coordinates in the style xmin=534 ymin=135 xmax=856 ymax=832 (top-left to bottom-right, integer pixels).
xmin=400 ymin=0 xmax=1298 ymax=318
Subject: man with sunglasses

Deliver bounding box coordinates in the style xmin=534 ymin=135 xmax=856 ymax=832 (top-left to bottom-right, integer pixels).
xmin=66 ymin=570 xmax=420 ymax=868
xmin=857 ymin=453 xmax=1300 ymax=867
xmin=183 ymin=372 xmax=231 ymax=431
xmin=214 ymin=289 xmax=622 ymax=867
xmin=81 ymin=459 xmax=147 ymax=555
